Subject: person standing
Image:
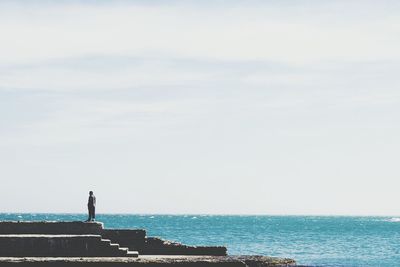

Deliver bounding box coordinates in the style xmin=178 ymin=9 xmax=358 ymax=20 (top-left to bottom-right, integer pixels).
xmin=86 ymin=191 xmax=96 ymax=222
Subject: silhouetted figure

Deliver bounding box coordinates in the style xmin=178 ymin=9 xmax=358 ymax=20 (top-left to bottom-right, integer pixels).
xmin=86 ymin=191 xmax=96 ymax=222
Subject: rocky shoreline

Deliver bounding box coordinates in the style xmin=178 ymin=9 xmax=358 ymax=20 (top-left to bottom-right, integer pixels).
xmin=0 ymin=256 xmax=296 ymax=267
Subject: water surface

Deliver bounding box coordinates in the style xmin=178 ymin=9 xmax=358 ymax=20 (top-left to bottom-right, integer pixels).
xmin=1 ymin=214 xmax=399 ymax=267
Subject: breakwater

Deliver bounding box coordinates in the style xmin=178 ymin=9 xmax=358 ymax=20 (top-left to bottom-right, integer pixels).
xmin=0 ymin=221 xmax=295 ymax=266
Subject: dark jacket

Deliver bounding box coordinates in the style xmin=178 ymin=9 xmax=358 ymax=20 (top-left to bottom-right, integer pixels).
xmin=88 ymin=195 xmax=96 ymax=207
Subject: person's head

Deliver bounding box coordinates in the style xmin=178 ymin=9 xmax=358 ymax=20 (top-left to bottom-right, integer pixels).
xmin=89 ymin=191 xmax=93 ymax=196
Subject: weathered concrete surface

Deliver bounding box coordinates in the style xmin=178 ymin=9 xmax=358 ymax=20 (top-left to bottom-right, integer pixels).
xmin=142 ymin=237 xmax=227 ymax=256
xmin=0 ymin=221 xmax=103 ymax=235
xmin=102 ymin=229 xmax=146 ymax=251
xmin=0 ymin=221 xmax=295 ymax=265
xmin=0 ymin=222 xmax=226 ymax=256
xmin=0 ymin=235 xmax=138 ymax=257
xmin=0 ymin=256 xmax=296 ymax=267
xmin=101 ymin=231 xmax=226 ymax=256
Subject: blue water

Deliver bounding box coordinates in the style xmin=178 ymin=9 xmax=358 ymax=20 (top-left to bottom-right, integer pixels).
xmin=1 ymin=214 xmax=399 ymax=267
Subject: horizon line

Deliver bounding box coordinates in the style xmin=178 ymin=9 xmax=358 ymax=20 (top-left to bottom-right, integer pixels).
xmin=0 ymin=212 xmax=399 ymax=217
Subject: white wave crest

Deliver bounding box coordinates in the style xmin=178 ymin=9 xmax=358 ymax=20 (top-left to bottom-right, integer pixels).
xmin=387 ymin=217 xmax=400 ymax=222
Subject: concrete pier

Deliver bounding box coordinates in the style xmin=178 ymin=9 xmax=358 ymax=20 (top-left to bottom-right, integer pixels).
xmin=0 ymin=221 xmax=296 ymax=266
xmin=0 ymin=221 xmax=226 ymax=256
xmin=0 ymin=235 xmax=138 ymax=257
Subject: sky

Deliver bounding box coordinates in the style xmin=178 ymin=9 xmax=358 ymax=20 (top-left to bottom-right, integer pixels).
xmin=1 ymin=0 xmax=400 ymax=215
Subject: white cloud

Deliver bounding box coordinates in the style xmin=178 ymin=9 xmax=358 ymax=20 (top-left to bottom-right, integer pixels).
xmin=0 ymin=59 xmax=212 ymax=91
xmin=1 ymin=1 xmax=400 ymax=66
xmin=1 ymin=1 xmax=400 ymax=214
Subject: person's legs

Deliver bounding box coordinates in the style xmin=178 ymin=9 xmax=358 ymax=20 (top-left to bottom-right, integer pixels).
xmin=87 ymin=206 xmax=94 ymax=221
xmin=88 ymin=206 xmax=95 ymax=221
xmin=92 ymin=207 xmax=96 ymax=221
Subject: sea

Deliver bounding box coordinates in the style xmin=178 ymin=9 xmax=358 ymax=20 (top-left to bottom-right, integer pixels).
xmin=0 ymin=214 xmax=399 ymax=267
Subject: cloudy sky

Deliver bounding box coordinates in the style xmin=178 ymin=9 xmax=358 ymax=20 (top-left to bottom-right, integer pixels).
xmin=1 ymin=0 xmax=400 ymax=215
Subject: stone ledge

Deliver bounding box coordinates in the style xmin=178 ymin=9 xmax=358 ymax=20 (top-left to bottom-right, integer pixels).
xmin=0 ymin=256 xmax=296 ymax=267
xmin=0 ymin=234 xmax=101 ymax=238
xmin=142 ymin=237 xmax=227 ymax=256
xmin=0 ymin=234 xmax=134 ymax=257
xmin=0 ymin=221 xmax=103 ymax=235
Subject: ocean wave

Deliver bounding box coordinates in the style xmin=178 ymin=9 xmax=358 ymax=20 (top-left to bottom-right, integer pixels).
xmin=386 ymin=217 xmax=400 ymax=222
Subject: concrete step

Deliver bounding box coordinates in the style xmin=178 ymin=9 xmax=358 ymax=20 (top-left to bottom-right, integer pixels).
xmin=0 ymin=235 xmax=103 ymax=257
xmin=0 ymin=221 xmax=104 ymax=235
xmin=98 ymin=240 xmax=128 ymax=256
xmin=110 ymin=243 xmax=120 ymax=248
xmin=126 ymin=250 xmax=140 ymax=257
xmin=101 ymin=229 xmax=146 ymax=251
xmin=100 ymin=236 xmax=139 ymax=257
xmin=0 ymin=221 xmax=147 ymax=257
xmin=116 ymin=247 xmax=139 ymax=257
xmin=0 ymin=235 xmax=139 ymax=257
